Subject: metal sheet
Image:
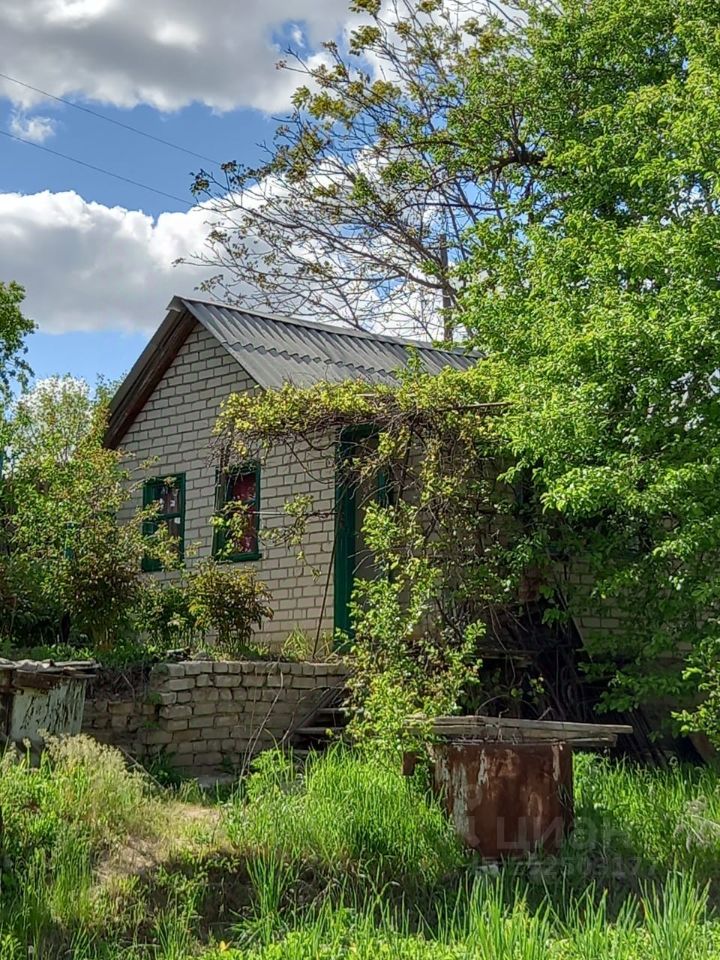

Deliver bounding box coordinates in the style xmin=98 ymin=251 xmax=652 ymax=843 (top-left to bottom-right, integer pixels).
xmin=9 ymin=679 xmax=87 ymax=747
xmin=183 ymin=298 xmax=478 ymax=390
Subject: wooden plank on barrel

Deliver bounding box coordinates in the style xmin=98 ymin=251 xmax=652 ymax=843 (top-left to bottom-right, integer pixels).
xmin=404 ymin=714 xmax=633 ymax=744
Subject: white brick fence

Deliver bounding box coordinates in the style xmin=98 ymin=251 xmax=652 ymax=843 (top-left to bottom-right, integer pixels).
xmin=82 ymin=660 xmax=349 ymax=776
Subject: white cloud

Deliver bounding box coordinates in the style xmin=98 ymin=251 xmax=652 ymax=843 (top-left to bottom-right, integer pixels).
xmin=9 ymin=111 xmax=57 ymax=143
xmin=0 ymin=189 xmax=223 ymax=333
xmin=0 ymin=0 xmax=352 ymax=114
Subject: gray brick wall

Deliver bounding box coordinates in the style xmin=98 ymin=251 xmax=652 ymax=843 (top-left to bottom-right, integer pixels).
xmin=120 ymin=321 xmax=336 ymax=650
xmin=83 ymin=660 xmax=349 ymax=775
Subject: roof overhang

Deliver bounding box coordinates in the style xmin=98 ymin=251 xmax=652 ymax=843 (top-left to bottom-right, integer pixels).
xmin=104 ymin=297 xmax=196 ymax=449
xmin=105 ymin=294 xmax=481 ymax=450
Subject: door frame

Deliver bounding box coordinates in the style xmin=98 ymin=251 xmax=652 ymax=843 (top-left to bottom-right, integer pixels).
xmin=333 ymin=425 xmax=389 ymax=642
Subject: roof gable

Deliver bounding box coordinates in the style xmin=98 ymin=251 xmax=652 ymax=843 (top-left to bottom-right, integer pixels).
xmin=106 ymin=295 xmax=479 ymax=448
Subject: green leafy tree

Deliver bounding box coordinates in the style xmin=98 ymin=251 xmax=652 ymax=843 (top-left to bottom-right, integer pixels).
xmin=214 ymin=0 xmax=720 ymax=743
xmin=454 ymin=0 xmax=720 ymax=728
xmin=0 ymin=282 xmax=34 ymax=403
xmin=0 ymin=377 xmax=173 ymax=653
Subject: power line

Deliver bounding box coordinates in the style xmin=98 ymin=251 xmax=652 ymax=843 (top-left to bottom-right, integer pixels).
xmin=0 ymin=129 xmax=196 ymax=208
xmin=0 ymin=71 xmax=222 ymax=167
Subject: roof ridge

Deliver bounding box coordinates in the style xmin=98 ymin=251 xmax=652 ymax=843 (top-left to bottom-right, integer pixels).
xmin=174 ymin=295 xmax=476 ymax=358
xmin=246 ymin=341 xmax=398 ymax=381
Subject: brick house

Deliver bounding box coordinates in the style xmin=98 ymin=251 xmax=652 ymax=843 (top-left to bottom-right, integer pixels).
xmin=105 ymin=296 xmax=476 ymax=651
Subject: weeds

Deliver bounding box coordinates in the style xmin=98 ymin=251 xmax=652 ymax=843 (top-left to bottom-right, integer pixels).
xmin=226 ymin=746 xmax=464 ymax=891
xmin=1 ymin=739 xmax=720 ymax=957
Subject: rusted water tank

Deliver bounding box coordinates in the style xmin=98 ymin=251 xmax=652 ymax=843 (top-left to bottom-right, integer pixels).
xmin=432 ymin=740 xmax=574 ymax=859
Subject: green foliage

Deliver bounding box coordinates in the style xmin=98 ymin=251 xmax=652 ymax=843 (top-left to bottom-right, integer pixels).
xmin=0 ymin=377 xmax=176 ymax=654
xmin=131 ymin=579 xmax=199 ymax=655
xmin=219 ymin=750 xmax=720 ymax=959
xmin=1 ymin=743 xmax=720 ymax=956
xmin=0 ymin=281 xmax=34 ymax=403
xmin=217 ymin=369 xmax=508 ymax=740
xmin=0 ymin=736 xmax=158 ymax=892
xmin=451 ymin=0 xmax=720 ymax=732
xmin=227 ymin=746 xmax=464 ymax=889
xmin=347 ymin=502 xmax=481 ymax=749
xmin=186 ymin=560 xmax=273 ymax=658
xmin=122 ymin=562 xmax=275 ymax=662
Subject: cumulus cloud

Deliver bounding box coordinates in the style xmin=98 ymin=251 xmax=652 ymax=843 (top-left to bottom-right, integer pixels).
xmin=0 ymin=0 xmax=351 ymax=114
xmin=0 ymin=190 xmax=226 ymax=333
xmin=9 ymin=111 xmax=58 ymax=143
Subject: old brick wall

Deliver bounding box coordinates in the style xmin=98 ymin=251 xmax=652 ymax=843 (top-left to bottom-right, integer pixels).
xmin=119 ymin=320 xmax=337 ymax=650
xmin=82 ymin=660 xmax=348 ymax=776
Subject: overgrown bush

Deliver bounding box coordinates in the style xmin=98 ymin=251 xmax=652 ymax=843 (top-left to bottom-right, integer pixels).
xmin=0 ymin=377 xmax=177 ymax=655
xmin=0 ymin=736 xmax=159 ymax=892
xmin=131 ymin=578 xmax=199 ymax=654
xmin=187 ymin=560 xmax=273 ymax=658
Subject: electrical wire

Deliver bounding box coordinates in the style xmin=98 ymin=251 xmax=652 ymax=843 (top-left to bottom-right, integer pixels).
xmin=0 ymin=71 xmax=222 ymax=167
xmin=0 ymin=128 xmax=196 ymax=208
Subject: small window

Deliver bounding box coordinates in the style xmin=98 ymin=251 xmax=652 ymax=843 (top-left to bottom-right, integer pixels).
xmin=213 ymin=464 xmax=261 ymax=561
xmin=142 ymin=474 xmax=185 ymax=572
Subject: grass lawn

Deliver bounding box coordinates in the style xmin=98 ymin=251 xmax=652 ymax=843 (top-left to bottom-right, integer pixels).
xmin=1 ymin=737 xmax=720 ymax=958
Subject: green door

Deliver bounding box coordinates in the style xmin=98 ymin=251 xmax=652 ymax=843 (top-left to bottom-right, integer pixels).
xmin=333 ymin=428 xmax=387 ymax=642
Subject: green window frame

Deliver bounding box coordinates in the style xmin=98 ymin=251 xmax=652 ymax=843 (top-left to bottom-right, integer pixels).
xmin=141 ymin=474 xmax=186 ymax=572
xmin=212 ymin=463 xmax=261 ymax=562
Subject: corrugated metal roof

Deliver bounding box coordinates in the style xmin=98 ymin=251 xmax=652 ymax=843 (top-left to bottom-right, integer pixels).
xmin=105 ymin=295 xmax=481 ymax=448
xmin=180 ymin=297 xmax=478 ymax=389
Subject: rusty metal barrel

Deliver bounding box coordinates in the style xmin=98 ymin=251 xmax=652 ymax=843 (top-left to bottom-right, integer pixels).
xmin=404 ymin=714 xmax=632 ymax=860
xmin=433 ymin=739 xmax=573 ymax=858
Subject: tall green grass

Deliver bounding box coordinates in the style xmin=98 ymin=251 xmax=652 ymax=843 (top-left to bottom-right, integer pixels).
xmin=568 ymin=754 xmax=720 ymax=882
xmin=2 ymin=738 xmax=720 ymax=957
xmin=219 ymin=747 xmax=720 ymax=959
xmin=226 ymin=747 xmax=465 ymax=889
xmin=204 ymin=872 xmax=720 ymax=959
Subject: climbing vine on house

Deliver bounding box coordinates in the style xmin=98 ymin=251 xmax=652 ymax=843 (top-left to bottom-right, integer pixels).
xmin=214 ymin=367 xmax=543 ymax=745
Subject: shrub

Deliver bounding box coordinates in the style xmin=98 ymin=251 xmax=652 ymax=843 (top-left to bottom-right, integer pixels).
xmin=0 ymin=735 xmax=160 ymax=887
xmin=131 ymin=579 xmax=199 ymax=655
xmin=187 ymin=560 xmax=273 ymax=657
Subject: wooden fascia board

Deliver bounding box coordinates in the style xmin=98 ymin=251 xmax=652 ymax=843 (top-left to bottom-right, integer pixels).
xmin=104 ymin=305 xmax=197 ymax=449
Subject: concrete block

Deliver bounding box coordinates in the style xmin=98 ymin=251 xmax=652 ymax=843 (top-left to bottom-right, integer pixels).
xmin=189 ymin=716 xmax=211 ymax=730
xmin=164 ymin=719 xmax=189 ymax=732
xmin=108 ymin=701 xmax=136 ymax=716
xmin=164 ymin=678 xmax=195 ymax=692
xmin=164 ymin=663 xmax=188 ymax=678
xmin=183 ymin=662 xmax=206 ymax=676
xmin=145 ymin=729 xmax=173 ymax=745
xmin=193 ymin=702 xmax=218 ymax=717
xmin=160 ymin=704 xmax=193 ymax=720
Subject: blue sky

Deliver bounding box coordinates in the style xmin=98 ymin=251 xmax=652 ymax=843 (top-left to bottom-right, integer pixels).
xmin=0 ymin=0 xmax=351 ymax=388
